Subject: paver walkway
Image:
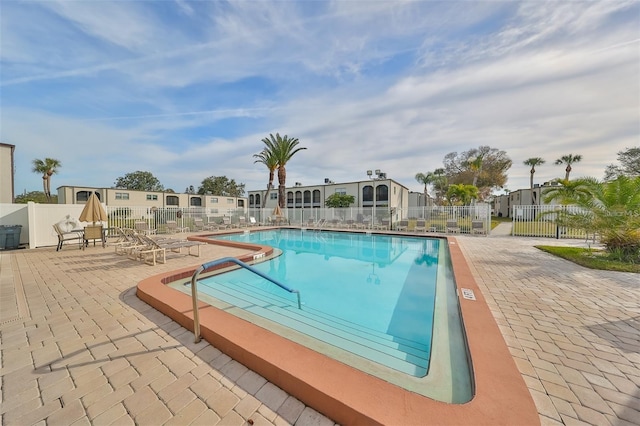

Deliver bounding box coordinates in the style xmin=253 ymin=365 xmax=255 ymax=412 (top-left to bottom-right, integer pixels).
xmin=1 ymin=230 xmax=638 ymax=425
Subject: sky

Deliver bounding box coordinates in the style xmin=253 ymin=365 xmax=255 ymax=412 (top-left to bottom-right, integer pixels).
xmin=1 ymin=0 xmax=639 ymax=198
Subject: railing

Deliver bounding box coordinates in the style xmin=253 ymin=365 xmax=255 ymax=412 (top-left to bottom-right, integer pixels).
xmin=190 ymin=257 xmax=301 ymax=343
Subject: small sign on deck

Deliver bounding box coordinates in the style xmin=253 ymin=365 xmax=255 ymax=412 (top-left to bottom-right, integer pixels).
xmin=461 ymin=288 xmax=476 ymax=301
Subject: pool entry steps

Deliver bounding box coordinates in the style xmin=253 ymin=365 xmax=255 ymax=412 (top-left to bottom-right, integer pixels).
xmin=183 ymin=268 xmax=431 ymax=377
xmin=189 ymin=257 xmax=302 ymax=344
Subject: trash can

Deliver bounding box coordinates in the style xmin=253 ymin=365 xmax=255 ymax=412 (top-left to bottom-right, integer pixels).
xmin=0 ymin=225 xmax=22 ymax=250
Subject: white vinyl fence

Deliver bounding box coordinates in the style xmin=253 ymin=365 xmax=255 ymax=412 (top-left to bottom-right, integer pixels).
xmin=511 ymin=205 xmax=590 ymax=239
xmin=1 ymin=202 xmax=493 ymax=250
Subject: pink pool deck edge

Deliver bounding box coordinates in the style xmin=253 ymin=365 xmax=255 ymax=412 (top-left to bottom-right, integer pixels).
xmin=136 ymin=233 xmax=540 ymax=425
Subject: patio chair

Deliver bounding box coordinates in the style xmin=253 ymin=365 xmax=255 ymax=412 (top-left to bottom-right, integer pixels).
xmin=238 ymin=216 xmax=248 ymax=228
xmin=83 ymin=224 xmax=105 ymax=249
xmin=446 ymin=220 xmax=461 ymax=234
xmin=249 ymin=217 xmax=258 ymax=227
xmin=52 ymin=224 xmax=83 ymax=251
xmin=415 ymin=219 xmax=427 ymax=233
xmin=166 ymin=220 xmax=189 ymax=234
xmin=134 ymin=221 xmax=157 ymax=235
xmin=373 ymin=219 xmax=390 ymax=230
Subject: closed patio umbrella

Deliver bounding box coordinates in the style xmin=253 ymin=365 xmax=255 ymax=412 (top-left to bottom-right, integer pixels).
xmin=273 ymin=205 xmax=282 ymax=217
xmin=79 ymin=192 xmax=107 ymax=224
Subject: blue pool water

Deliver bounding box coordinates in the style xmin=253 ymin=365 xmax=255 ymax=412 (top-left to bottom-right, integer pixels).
xmin=195 ymin=229 xmax=441 ymax=377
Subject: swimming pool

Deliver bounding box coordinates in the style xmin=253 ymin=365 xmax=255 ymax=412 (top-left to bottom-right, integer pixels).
xmin=138 ymin=229 xmax=540 ymax=424
xmin=170 ymin=229 xmax=472 ymax=401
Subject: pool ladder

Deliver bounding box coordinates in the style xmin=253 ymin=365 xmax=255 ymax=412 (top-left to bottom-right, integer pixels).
xmin=190 ymin=257 xmax=302 ymax=343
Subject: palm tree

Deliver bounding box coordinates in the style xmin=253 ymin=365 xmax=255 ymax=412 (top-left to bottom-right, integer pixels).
xmin=432 ymin=168 xmax=448 ymax=205
xmin=523 ymin=157 xmax=545 ymax=205
xmin=415 ymin=172 xmax=436 ymax=206
xmin=541 ymin=178 xmax=595 ymax=206
xmin=32 ymin=157 xmax=61 ymax=203
xmin=555 ymin=154 xmax=582 ymax=181
xmin=468 ymin=155 xmax=484 ymax=187
xmin=253 ymin=148 xmax=278 ymax=208
xmin=446 ymin=184 xmax=478 ymax=206
xmin=259 ymin=133 xmax=307 ymax=208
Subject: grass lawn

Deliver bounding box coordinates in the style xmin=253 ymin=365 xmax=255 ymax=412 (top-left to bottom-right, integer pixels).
xmin=536 ymin=245 xmax=640 ymax=273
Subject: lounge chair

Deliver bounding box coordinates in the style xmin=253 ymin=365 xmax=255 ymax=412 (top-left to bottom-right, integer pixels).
xmin=221 ymin=217 xmax=235 ymax=229
xmin=414 ymin=219 xmax=427 ymax=233
xmin=396 ymin=220 xmax=409 ymax=231
xmin=373 ymin=219 xmax=390 ymax=230
xmin=249 ymin=217 xmax=258 ymax=227
xmin=194 ymin=218 xmax=217 ymax=231
xmin=52 ymin=224 xmax=83 ymax=251
xmin=134 ymin=221 xmax=157 ymax=235
xmin=471 ymin=220 xmax=487 ymax=235
xmin=166 ymin=220 xmax=189 ymax=234
xmin=238 ymin=216 xmax=248 ymax=228
xmin=446 ymin=220 xmax=461 ymax=234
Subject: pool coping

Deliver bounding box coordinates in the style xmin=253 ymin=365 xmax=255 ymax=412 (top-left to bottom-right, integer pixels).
xmin=137 ymin=232 xmax=540 ymax=425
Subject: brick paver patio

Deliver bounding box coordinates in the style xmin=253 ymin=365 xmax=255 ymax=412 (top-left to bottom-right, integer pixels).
xmin=1 ymin=230 xmax=638 ymax=425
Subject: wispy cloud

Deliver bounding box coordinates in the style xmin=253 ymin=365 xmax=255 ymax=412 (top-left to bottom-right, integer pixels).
xmin=2 ymin=0 xmax=638 ymax=195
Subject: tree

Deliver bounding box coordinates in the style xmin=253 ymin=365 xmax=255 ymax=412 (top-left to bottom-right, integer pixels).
xmin=523 ymin=157 xmax=546 ymax=205
xmin=604 ymin=147 xmax=640 ymax=180
xmin=442 ymin=146 xmax=511 ymax=200
xmin=15 ymin=191 xmax=55 ymax=204
xmin=415 ymin=172 xmax=437 ymax=206
xmin=542 ymin=176 xmax=640 ymax=262
xmin=541 ymin=178 xmax=597 ymax=206
xmin=555 ymin=154 xmax=582 ymax=181
xmin=253 ymin=148 xmax=278 ymax=208
xmin=259 ymin=133 xmax=307 ymax=208
xmin=114 ymin=171 xmax=164 ymax=191
xmin=432 ymin=168 xmax=448 ymax=205
xmin=198 ymin=176 xmax=245 ymax=197
xmin=32 ymin=157 xmax=61 ymax=203
xmin=324 ymin=193 xmax=355 ymax=208
xmin=446 ymin=184 xmax=478 ymax=206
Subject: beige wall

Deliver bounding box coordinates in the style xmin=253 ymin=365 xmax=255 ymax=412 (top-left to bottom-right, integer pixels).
xmin=57 ymin=185 xmax=247 ymax=212
xmin=247 ymin=178 xmax=410 ymax=211
xmin=0 ymin=143 xmax=15 ymax=203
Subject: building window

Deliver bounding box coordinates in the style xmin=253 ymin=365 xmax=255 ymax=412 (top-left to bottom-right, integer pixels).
xmin=303 ymin=190 xmax=311 ymax=203
xmin=287 ymin=192 xmax=294 ymax=204
xmin=211 ymin=197 xmax=218 ymax=203
xmin=295 ymin=191 xmax=302 ymax=204
xmin=270 ymin=193 xmax=278 ymax=200
xmin=75 ymin=191 xmax=92 ymax=202
xmin=255 ymin=194 xmax=261 ymax=206
xmin=313 ymin=190 xmax=321 ymax=203
xmin=115 ymin=192 xmax=129 ymax=200
xmin=237 ymin=200 xmax=244 ymax=207
xmin=166 ymin=195 xmax=179 ymax=206
xmin=362 ymin=186 xmax=373 ymax=202
xmin=227 ymin=198 xmax=234 ymax=204
xmin=190 ymin=197 xmax=202 ymax=206
xmin=335 ymin=188 xmax=346 ymax=195
xmin=146 ymin=194 xmax=158 ymax=201
xmin=376 ymin=185 xmax=389 ymax=202
xmin=249 ymin=195 xmax=254 ymax=205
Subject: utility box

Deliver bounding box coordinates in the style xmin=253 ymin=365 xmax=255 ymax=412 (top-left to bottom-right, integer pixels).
xmin=0 ymin=225 xmax=23 ymax=250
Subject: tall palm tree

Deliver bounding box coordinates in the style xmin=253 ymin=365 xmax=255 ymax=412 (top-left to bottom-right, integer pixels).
xmin=253 ymin=148 xmax=278 ymax=208
xmin=555 ymin=154 xmax=582 ymax=181
xmin=259 ymin=133 xmax=307 ymax=208
xmin=523 ymin=157 xmax=545 ymax=205
xmin=32 ymin=157 xmax=61 ymax=203
xmin=415 ymin=172 xmax=436 ymax=206
xmin=432 ymin=168 xmax=448 ymax=205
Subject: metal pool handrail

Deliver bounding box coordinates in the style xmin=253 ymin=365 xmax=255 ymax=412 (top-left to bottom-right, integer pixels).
xmin=190 ymin=257 xmax=302 ymax=343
